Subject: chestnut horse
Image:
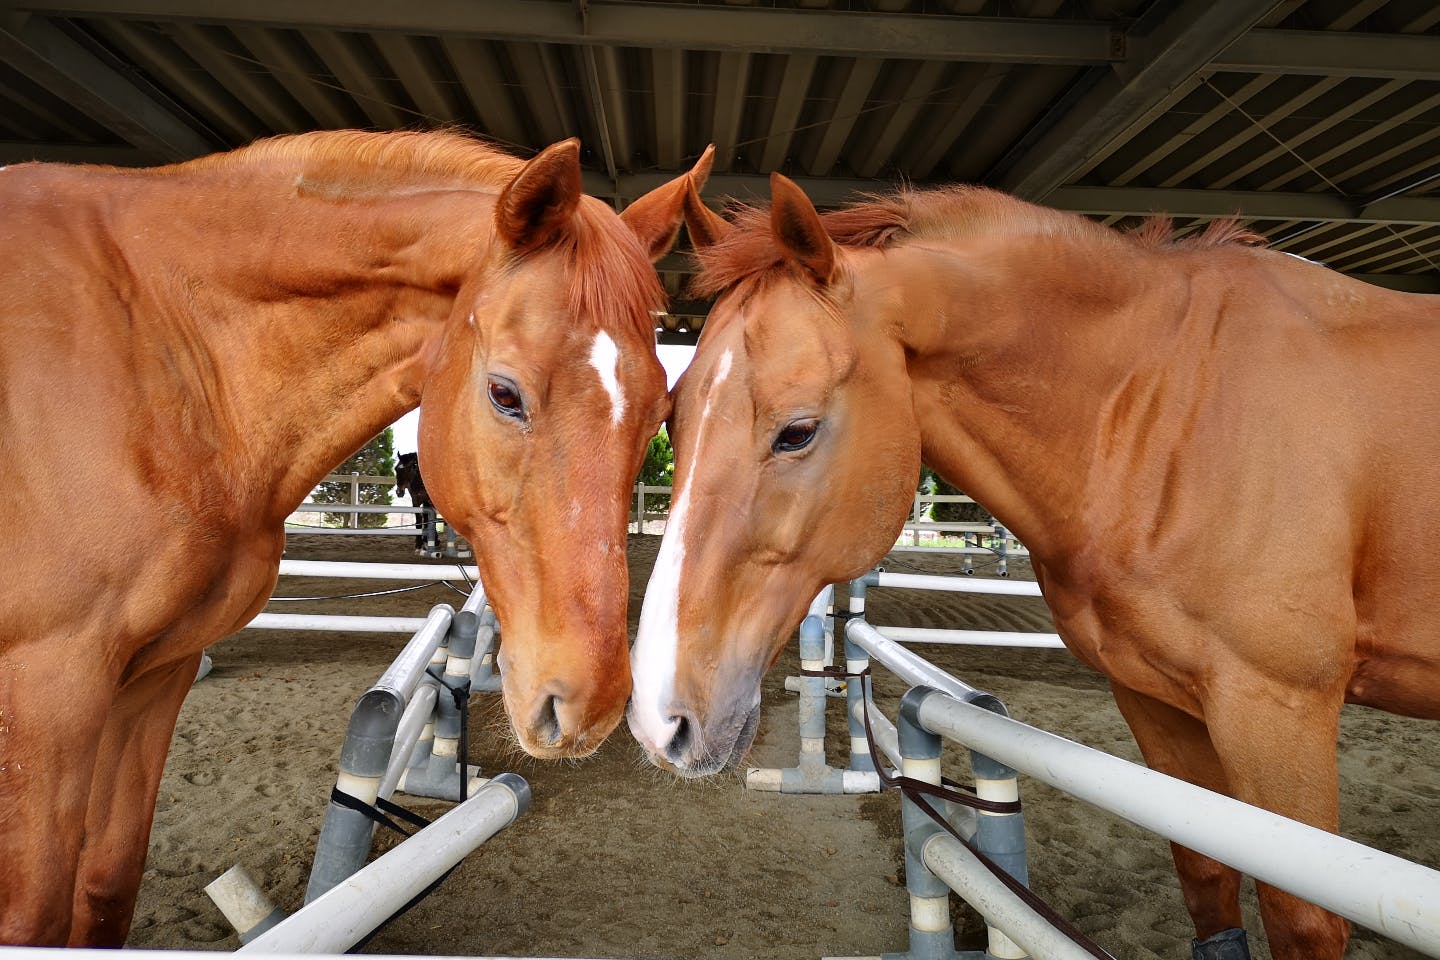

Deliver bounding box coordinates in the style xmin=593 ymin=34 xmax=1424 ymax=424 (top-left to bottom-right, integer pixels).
xmin=630 ymin=174 xmax=1440 ymax=960
xmin=0 ymin=130 xmax=707 ymax=945
xmin=394 ymin=451 xmax=435 ymax=552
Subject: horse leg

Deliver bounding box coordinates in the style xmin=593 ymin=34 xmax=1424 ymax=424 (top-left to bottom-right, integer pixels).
xmin=0 ymin=647 xmax=116 ymax=944
xmin=1109 ymin=684 xmax=1250 ymax=960
xmin=1204 ymin=681 xmax=1348 ymax=960
xmin=68 ymin=654 xmax=200 ymax=946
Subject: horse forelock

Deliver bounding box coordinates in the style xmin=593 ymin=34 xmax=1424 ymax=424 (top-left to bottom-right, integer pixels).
xmin=552 ymin=197 xmax=668 ymax=343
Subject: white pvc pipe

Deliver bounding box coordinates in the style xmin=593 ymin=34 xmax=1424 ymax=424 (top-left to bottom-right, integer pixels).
xmin=846 ymin=620 xmax=990 ymax=705
xmin=876 ymin=626 xmax=1065 ymax=649
xmin=849 ymin=697 xmax=901 ymax=771
xmin=914 ymin=692 xmax=1440 ymax=956
xmin=238 ymin=781 xmax=523 ymax=954
xmin=291 ymin=504 xmax=425 ymax=514
xmin=278 ymin=559 xmax=480 ymax=580
xmin=283 ymin=526 xmax=432 ymax=536
xmin=874 ymin=571 xmax=1042 ymax=597
xmin=921 ymin=833 xmax=1096 ymax=960
xmin=375 ymin=605 xmax=454 ymax=702
xmin=888 ymin=545 xmax=1032 ymax=558
xmin=244 ymin=613 xmax=431 ymax=633
xmin=807 ymin=584 xmax=835 ymax=622
xmin=903 ymin=521 xmax=997 ymax=534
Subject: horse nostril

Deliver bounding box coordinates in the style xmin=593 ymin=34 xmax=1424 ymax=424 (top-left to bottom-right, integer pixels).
xmin=663 ymin=713 xmax=694 ymax=765
xmin=533 ymin=695 xmax=564 ymax=746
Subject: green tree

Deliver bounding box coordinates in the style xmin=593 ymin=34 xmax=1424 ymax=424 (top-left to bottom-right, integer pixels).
xmin=638 ymin=426 xmax=674 ymax=516
xmin=919 ymin=465 xmax=992 ymax=525
xmin=311 ymin=429 xmax=396 ymax=528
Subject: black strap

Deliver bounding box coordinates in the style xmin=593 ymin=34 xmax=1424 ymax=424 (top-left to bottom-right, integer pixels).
xmin=425 ymin=666 xmax=474 ymax=802
xmin=329 ymin=785 xmax=432 ymax=837
xmin=801 ymin=664 xmax=1116 ymax=960
xmin=327 ymin=786 xmax=465 ymax=952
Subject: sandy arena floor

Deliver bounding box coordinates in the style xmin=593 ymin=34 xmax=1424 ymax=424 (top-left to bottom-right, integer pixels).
xmin=126 ymin=533 xmax=1435 ymax=959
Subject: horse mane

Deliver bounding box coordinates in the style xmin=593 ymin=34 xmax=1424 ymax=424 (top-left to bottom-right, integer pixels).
xmin=180 ymin=130 xmax=664 ymax=338
xmin=691 ymin=185 xmax=1266 ymax=299
xmin=176 ymin=128 xmax=525 ymax=194
xmin=1129 ymin=216 xmax=1268 ymax=249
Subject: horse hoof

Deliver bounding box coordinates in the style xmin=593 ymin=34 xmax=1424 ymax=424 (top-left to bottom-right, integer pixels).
xmin=1192 ymin=928 xmax=1251 ymax=960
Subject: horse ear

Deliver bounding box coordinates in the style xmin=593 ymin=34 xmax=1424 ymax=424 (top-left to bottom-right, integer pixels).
xmin=496 ymin=138 xmax=582 ymax=252
xmin=770 ymin=173 xmax=837 ymax=285
xmin=683 ymin=175 xmax=730 ymax=250
xmin=620 ymin=145 xmax=716 ymax=262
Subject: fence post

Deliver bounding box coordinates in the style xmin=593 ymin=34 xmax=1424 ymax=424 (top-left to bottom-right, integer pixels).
xmin=633 ymin=480 xmax=644 ymax=534
xmin=348 ymin=474 xmax=360 ymax=529
xmin=896 ymin=687 xmax=960 ymax=960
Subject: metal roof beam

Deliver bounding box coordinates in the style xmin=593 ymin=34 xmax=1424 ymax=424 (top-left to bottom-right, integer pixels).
xmin=803 ymin=57 xmax=880 ymax=178
xmin=230 ymin=26 xmax=359 ymax=130
xmin=652 ymin=48 xmax=683 ymax=170
xmin=1047 ymin=186 xmax=1440 ymax=226
xmin=995 ymin=0 xmax=1272 ymax=200
xmin=1352 ymin=273 xmax=1440 ymax=294
xmin=0 ymin=138 xmax=146 ymax=164
xmin=373 ymin=33 xmax=461 ymax=125
xmin=15 ymin=2 xmax=1440 ymax=80
xmin=709 ymin=52 xmax=749 ymax=175
xmin=756 ymin=54 xmax=816 ymax=174
xmin=11 ymin=2 xmax=1121 ymax=64
xmin=0 ymin=12 xmax=210 ymax=160
xmin=1215 ymin=29 xmax=1440 ymax=81
xmin=302 ymin=29 xmax=408 ymax=129
xmin=585 ymin=172 xmax=1440 ymax=227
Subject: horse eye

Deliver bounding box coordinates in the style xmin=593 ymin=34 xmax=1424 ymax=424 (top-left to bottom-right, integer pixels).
xmin=773 ymin=419 xmax=819 ymax=454
xmin=487 ymin=378 xmax=524 ymax=418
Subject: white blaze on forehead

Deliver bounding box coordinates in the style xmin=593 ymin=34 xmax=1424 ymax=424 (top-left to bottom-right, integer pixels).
xmin=588 ymin=331 xmax=626 ymax=427
xmin=629 ymin=349 xmax=734 ymax=753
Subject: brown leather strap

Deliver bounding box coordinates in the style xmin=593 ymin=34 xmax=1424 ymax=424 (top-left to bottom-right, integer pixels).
xmin=800 ymin=663 xmax=1116 ymax=960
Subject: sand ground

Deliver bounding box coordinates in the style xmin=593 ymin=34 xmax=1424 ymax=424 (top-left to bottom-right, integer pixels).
xmin=127 ymin=533 xmax=1435 ymax=959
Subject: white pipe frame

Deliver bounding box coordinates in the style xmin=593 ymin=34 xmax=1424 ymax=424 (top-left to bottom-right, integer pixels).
xmin=913 ymin=689 xmax=1440 ymax=957
xmin=833 ymin=568 xmax=1440 ymax=958
xmin=240 ymin=776 xmax=530 ymax=954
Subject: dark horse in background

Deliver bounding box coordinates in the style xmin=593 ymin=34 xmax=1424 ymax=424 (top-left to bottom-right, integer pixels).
xmin=395 ymin=451 xmax=436 ymax=554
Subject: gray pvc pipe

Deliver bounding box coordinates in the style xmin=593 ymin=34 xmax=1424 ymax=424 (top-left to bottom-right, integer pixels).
xmin=242 ymin=774 xmax=531 ymax=954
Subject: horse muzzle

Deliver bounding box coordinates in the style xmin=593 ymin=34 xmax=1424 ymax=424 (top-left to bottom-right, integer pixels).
xmin=626 ymin=697 xmax=762 ymax=779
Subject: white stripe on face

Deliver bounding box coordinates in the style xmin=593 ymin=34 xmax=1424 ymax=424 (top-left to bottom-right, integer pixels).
xmin=629 ymin=349 xmax=734 ymax=753
xmin=588 ymin=331 xmax=626 ymax=427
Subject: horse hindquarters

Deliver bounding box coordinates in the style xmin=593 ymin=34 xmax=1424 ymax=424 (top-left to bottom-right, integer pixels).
xmin=1112 ymin=680 xmax=1350 ymax=960
xmin=68 ymin=653 xmax=200 ymax=946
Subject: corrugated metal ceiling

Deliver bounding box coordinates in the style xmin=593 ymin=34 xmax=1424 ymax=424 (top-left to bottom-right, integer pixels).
xmin=2 ymin=1 xmax=1436 ymax=337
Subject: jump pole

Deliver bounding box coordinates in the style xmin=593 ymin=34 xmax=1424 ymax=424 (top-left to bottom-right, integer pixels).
xmin=238 ymin=774 xmax=531 ymax=954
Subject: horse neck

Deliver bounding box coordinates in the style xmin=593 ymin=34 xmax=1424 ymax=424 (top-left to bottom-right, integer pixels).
xmin=104 ymin=168 xmax=499 ymax=521
xmin=879 ymin=231 xmax=1190 ymax=557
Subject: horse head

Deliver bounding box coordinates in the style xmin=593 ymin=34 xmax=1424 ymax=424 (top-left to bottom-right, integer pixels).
xmin=419 ymin=140 xmax=711 ymax=759
xmin=628 ymin=174 xmax=919 ymax=776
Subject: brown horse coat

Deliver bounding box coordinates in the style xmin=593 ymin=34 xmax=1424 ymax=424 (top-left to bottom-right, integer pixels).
xmin=0 ymin=131 xmax=700 ymax=945
xmin=633 ymin=175 xmax=1440 ymax=960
